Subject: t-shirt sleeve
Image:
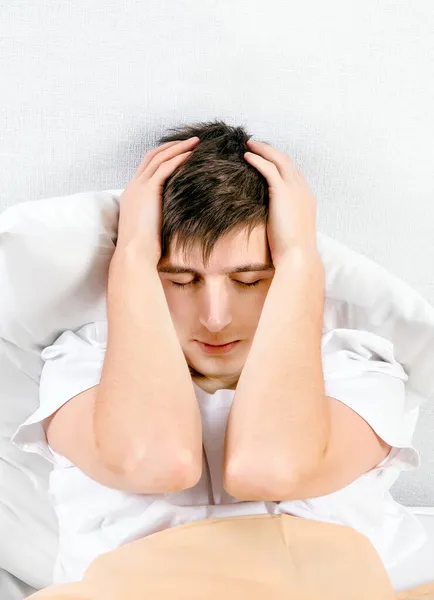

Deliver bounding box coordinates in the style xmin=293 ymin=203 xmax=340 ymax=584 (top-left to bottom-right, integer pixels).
xmin=321 ymin=328 xmax=421 ymax=472
xmin=11 ymin=321 xmax=107 ymax=467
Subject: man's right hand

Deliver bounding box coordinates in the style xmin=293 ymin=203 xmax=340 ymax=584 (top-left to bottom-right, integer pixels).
xmin=115 ymin=136 xmax=201 ymax=265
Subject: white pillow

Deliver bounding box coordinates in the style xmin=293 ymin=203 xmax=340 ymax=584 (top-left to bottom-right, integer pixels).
xmin=1 ymin=188 xmax=434 ymax=589
xmin=0 ymin=189 xmax=121 ymax=589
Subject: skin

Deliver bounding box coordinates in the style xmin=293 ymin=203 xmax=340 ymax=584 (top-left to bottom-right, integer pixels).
xmin=156 ymin=136 xmax=319 ymax=397
xmin=157 ymin=224 xmax=275 ymax=395
xmin=156 ymin=139 xmax=392 ymax=501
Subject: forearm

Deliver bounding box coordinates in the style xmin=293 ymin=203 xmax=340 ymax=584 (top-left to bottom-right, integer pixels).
xmin=224 ymin=248 xmax=329 ymax=496
xmin=93 ymin=244 xmax=203 ymax=485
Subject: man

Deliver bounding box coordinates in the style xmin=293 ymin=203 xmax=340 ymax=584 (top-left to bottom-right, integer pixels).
xmin=12 ymin=120 xmax=423 ymax=584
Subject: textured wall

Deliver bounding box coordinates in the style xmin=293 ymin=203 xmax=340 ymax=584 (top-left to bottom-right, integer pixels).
xmin=1 ymin=0 xmax=433 ymax=504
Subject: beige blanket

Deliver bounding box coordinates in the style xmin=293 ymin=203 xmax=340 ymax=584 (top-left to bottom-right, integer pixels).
xmin=396 ymin=584 xmax=434 ymax=599
xmin=27 ymin=514 xmax=432 ymax=600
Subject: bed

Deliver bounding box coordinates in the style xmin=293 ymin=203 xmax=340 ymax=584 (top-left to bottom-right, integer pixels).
xmin=0 ymin=1 xmax=433 ymax=597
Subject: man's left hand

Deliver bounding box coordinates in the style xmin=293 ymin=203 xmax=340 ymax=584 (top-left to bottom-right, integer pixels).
xmin=244 ymin=139 xmax=318 ymax=266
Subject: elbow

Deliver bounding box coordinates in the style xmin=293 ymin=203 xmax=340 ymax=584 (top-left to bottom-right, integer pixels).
xmin=97 ymin=442 xmax=202 ymax=495
xmin=223 ymin=455 xmax=277 ymax=501
xmin=223 ymin=468 xmax=296 ymax=502
xmin=224 ymin=469 xmax=307 ymax=502
xmin=172 ymin=447 xmax=203 ymax=491
xmin=223 ymin=454 xmax=323 ymax=502
xmin=125 ymin=446 xmax=203 ymax=494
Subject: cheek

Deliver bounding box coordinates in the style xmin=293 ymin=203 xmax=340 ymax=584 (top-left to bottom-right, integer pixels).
xmin=235 ymin=290 xmax=268 ymax=324
xmin=253 ymin=296 xmax=268 ymax=321
xmin=250 ymin=286 xmax=271 ymax=321
xmin=251 ymin=285 xmax=270 ymax=309
xmin=163 ymin=289 xmax=193 ymax=323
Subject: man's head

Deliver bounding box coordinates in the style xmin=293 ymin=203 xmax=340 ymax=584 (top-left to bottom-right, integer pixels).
xmin=156 ymin=120 xmax=273 ymax=394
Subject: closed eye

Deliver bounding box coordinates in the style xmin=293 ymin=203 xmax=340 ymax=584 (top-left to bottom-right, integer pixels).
xmin=170 ymin=279 xmax=262 ymax=289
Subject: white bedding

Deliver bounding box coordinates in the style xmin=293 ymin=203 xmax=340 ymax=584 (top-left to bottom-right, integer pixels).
xmin=1 ymin=188 xmax=434 ymax=588
xmin=1 ymin=509 xmax=433 ymax=599
xmin=1 ymin=188 xmax=434 ymax=592
xmin=0 ymin=569 xmax=36 ymax=600
xmin=389 ymin=508 xmax=434 ymax=591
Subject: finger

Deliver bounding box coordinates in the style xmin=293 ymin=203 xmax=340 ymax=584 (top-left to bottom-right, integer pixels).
xmin=149 ymin=150 xmax=193 ymax=187
xmin=244 ymin=151 xmax=284 ymax=189
xmin=246 ymin=139 xmax=295 ymax=180
xmin=139 ymin=137 xmax=200 ymax=180
xmin=134 ymin=140 xmax=182 ymax=178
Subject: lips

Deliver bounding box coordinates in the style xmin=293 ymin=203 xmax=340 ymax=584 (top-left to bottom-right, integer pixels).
xmin=196 ymin=340 xmax=239 ymax=355
xmin=198 ymin=341 xmax=236 ymax=346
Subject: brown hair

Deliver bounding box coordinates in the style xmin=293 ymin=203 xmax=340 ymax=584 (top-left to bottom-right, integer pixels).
xmin=156 ymin=119 xmax=270 ymax=268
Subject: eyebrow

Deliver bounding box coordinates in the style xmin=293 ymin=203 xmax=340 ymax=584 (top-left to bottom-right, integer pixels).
xmin=158 ymin=263 xmax=275 ymax=275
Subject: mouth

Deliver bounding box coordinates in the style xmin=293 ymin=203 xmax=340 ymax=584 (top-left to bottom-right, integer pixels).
xmin=195 ymin=340 xmax=240 ymax=355
xmin=198 ymin=341 xmax=237 ymax=346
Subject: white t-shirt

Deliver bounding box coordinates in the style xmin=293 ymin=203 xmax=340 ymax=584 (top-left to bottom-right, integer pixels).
xmin=11 ymin=322 xmax=427 ymax=585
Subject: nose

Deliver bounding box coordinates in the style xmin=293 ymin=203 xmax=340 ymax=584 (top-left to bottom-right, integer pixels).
xmin=199 ymin=282 xmax=232 ymax=332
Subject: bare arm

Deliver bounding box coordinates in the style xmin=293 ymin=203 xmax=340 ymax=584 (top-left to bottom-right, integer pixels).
xmin=224 ymin=250 xmax=328 ymax=497
xmin=223 ymin=140 xmax=390 ymax=502
xmin=223 ymin=140 xmax=329 ymax=497
xmin=45 ymin=385 xmax=197 ymax=495
xmin=93 ymin=136 xmax=203 ymax=491
xmin=92 ymin=248 xmax=203 ymax=491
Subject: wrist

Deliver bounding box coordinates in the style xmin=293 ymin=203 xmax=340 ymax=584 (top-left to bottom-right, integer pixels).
xmin=112 ymin=240 xmax=159 ymax=271
xmin=274 ymin=244 xmax=323 ymax=273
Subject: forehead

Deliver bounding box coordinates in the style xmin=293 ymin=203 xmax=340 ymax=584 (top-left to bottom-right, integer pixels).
xmin=158 ymin=225 xmax=273 ymax=275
